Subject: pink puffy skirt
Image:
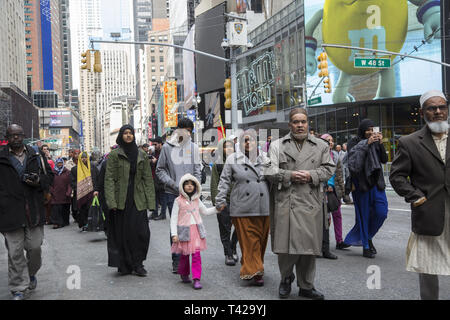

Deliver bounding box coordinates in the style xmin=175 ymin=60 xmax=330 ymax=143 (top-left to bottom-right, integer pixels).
xmin=171 ymin=224 xmax=207 ymax=256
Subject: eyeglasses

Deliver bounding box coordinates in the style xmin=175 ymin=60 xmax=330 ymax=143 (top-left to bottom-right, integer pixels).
xmin=426 ymin=105 xmax=449 ymax=112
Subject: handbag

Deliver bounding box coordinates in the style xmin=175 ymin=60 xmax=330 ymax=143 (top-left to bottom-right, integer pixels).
xmin=87 ymin=196 xmax=105 ymax=232
xmin=326 ymin=191 xmax=340 ymax=212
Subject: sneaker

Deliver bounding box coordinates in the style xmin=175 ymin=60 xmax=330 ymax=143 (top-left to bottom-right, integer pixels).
xmin=181 ymin=275 xmax=192 ymax=283
xmin=12 ymin=292 xmax=25 ymax=300
xmin=29 ymin=276 xmax=37 ymax=290
xmin=193 ymin=279 xmax=202 ymax=290
xmin=225 ymin=255 xmax=236 ymax=266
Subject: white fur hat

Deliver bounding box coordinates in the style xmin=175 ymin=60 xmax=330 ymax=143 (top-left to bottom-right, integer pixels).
xmin=420 ymin=90 xmax=447 ymax=108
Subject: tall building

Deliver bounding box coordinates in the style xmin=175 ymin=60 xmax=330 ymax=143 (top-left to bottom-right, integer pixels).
xmin=133 ymin=0 xmax=153 ymax=106
xmin=69 ymin=0 xmax=103 ymax=90
xmin=60 ymin=0 xmax=74 ymax=108
xmin=152 ymin=0 xmax=170 ymax=19
xmin=24 ymin=0 xmax=43 ymax=95
xmin=96 ymin=43 xmax=136 ymax=152
xmin=23 ymin=0 xmax=64 ymax=100
xmin=79 ymin=52 xmax=102 ymax=152
xmin=147 ymin=19 xmax=170 ymax=105
xmin=0 ymin=0 xmax=27 ymax=93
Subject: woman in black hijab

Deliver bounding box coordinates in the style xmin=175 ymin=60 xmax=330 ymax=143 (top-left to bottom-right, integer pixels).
xmin=104 ymin=125 xmax=155 ymax=276
xmin=342 ymin=119 xmax=388 ymax=259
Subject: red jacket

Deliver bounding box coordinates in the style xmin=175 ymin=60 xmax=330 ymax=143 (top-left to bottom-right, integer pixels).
xmin=50 ymin=168 xmax=72 ymax=204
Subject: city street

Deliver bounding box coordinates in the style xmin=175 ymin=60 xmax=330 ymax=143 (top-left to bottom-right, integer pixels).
xmin=1 ymin=189 xmax=449 ymax=301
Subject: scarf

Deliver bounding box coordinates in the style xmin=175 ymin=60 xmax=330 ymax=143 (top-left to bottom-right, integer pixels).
xmin=55 ymin=158 xmax=65 ymax=176
xmin=116 ymin=125 xmax=139 ymax=174
xmin=76 ymin=152 xmax=93 ymax=203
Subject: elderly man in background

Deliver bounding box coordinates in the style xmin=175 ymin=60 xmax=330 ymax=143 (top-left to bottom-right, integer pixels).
xmin=390 ymin=90 xmax=450 ymax=300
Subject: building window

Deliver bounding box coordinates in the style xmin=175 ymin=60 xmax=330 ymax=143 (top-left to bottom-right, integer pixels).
xmin=159 ymin=47 xmax=164 ymax=53
xmin=152 ymin=76 xmax=156 ymax=82
xmin=160 ymin=66 xmax=164 ymax=72
xmin=160 ymin=56 xmax=164 ymax=62
xmin=151 ymin=47 xmax=155 ymax=52
xmin=151 ymin=56 xmax=155 ymax=63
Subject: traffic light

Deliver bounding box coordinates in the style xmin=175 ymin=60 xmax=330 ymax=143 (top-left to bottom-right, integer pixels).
xmin=224 ymin=78 xmax=231 ymax=109
xmin=81 ymin=50 xmax=91 ymax=71
xmin=317 ymin=52 xmax=329 ymax=77
xmin=324 ymin=77 xmax=332 ymax=94
xmin=93 ymin=50 xmax=102 ymax=73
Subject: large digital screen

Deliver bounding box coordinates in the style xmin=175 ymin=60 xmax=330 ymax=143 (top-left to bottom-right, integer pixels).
xmin=50 ymin=111 xmax=72 ymax=128
xmin=304 ymin=0 xmax=442 ymax=106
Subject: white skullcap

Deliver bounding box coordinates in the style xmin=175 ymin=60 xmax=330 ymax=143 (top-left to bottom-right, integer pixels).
xmin=420 ymin=90 xmax=447 ymax=108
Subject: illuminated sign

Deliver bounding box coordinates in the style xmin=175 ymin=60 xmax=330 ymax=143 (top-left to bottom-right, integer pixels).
xmin=164 ymin=81 xmax=178 ymax=128
xmin=49 ymin=111 xmax=72 ymax=127
xmin=237 ymin=50 xmax=275 ymax=116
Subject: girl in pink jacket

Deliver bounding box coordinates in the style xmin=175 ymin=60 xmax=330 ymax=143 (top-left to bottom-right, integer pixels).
xmin=171 ymin=174 xmax=217 ymax=289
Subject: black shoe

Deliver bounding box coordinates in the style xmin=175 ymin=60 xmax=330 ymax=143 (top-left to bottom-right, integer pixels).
xmin=225 ymin=256 xmax=236 ymax=266
xmin=299 ymin=288 xmax=325 ymax=300
xmin=154 ymin=215 xmax=166 ymax=221
xmin=322 ymin=251 xmax=338 ymax=259
xmin=133 ymin=266 xmax=148 ymax=277
xmin=279 ymin=274 xmax=295 ymax=299
xmin=368 ymin=240 xmax=377 ymax=254
xmin=336 ymin=242 xmax=351 ymax=250
xmin=172 ymin=262 xmax=179 ymax=274
xmin=118 ymin=268 xmax=132 ymax=276
xmin=363 ymin=248 xmax=375 ymax=258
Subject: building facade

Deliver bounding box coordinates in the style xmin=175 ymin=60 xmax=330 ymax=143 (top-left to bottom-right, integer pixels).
xmin=0 ymin=1 xmax=27 ymax=93
xmin=79 ymin=63 xmax=102 ymax=152
xmin=69 ymin=0 xmax=103 ymax=91
xmin=96 ymin=43 xmax=136 ymax=152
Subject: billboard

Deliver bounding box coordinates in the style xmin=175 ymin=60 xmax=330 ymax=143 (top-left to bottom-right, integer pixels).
xmin=40 ymin=0 xmax=54 ymax=91
xmin=195 ymin=3 xmax=226 ymax=95
xmin=304 ymin=0 xmax=442 ymax=106
xmin=50 ymin=111 xmax=72 ymax=127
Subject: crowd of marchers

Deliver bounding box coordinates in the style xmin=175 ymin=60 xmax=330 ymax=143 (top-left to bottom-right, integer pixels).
xmin=0 ymin=90 xmax=449 ymax=300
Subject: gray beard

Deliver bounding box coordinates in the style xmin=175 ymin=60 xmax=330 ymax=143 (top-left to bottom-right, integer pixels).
xmin=425 ymin=119 xmax=449 ymax=134
xmin=291 ymin=132 xmax=308 ymax=141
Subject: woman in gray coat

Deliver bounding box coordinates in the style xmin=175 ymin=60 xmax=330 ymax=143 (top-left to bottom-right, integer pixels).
xmin=216 ymin=129 xmax=270 ymax=286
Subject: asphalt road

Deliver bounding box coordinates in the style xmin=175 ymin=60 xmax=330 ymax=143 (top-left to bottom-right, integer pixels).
xmin=1 ymin=188 xmax=449 ymax=300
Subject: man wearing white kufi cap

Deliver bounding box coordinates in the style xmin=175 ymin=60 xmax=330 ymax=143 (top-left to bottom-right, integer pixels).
xmin=390 ymin=90 xmax=450 ymax=299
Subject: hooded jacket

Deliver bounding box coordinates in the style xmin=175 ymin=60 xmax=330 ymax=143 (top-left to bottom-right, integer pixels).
xmin=156 ymin=129 xmax=202 ymax=195
xmin=170 ymin=174 xmax=217 ymax=241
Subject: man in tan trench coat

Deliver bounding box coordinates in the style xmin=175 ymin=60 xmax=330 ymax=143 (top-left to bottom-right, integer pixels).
xmin=265 ymin=108 xmax=335 ymax=300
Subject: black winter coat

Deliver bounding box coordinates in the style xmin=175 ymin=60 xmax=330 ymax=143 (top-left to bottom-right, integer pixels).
xmin=0 ymin=145 xmax=54 ymax=232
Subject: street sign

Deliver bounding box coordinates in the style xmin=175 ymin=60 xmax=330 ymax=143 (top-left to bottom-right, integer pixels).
xmin=308 ymin=96 xmax=322 ymax=106
xmin=354 ymin=58 xmax=391 ymax=68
